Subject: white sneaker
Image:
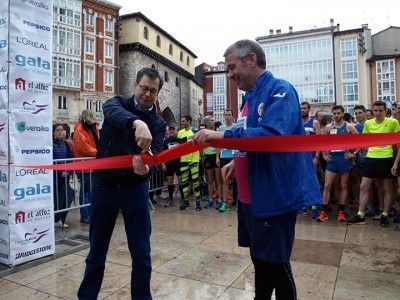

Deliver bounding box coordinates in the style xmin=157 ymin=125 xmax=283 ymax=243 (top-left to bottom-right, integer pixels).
xmin=54 ymin=221 xmax=69 ymax=228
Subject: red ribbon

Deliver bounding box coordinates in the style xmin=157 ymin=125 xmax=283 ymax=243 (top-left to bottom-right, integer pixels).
xmin=17 ymin=133 xmax=400 ymax=171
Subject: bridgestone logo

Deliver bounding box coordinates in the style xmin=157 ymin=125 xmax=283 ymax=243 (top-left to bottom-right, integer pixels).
xmin=15 ymin=245 xmax=51 ymax=259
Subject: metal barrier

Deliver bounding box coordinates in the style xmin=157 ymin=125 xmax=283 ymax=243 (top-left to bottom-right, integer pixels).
xmin=53 ymin=160 xmax=166 ymax=216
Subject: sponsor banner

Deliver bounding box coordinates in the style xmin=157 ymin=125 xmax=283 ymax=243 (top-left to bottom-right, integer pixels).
xmin=10 ymin=222 xmax=54 ymax=265
xmin=6 ymin=0 xmax=54 ymax=266
xmin=9 ymin=109 xmax=51 ymax=138
xmin=9 ymin=142 xmax=52 ymax=165
xmin=9 ymin=180 xmax=52 ymax=205
xmin=0 ymin=110 xmax=9 ymax=162
xmin=0 ymin=12 xmax=7 ymax=110
xmin=0 ymin=182 xmax=9 ymax=264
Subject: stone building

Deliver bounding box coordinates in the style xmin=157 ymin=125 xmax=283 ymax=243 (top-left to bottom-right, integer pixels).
xmin=118 ymin=12 xmax=200 ymax=126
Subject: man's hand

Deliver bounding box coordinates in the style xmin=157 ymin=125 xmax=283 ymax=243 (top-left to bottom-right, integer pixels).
xmin=193 ymin=129 xmax=224 ymax=144
xmin=322 ymin=153 xmax=332 ymax=162
xmin=133 ymin=120 xmax=152 ymax=151
xmin=132 ymin=155 xmax=149 ymax=176
xmin=221 ymin=160 xmax=235 ymax=181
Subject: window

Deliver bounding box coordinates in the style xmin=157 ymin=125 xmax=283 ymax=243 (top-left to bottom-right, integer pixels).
xmin=52 ymin=56 xmax=80 ymax=87
xmin=151 ymin=64 xmax=155 ymax=69
xmin=342 ymin=82 xmax=359 ymax=102
xmin=164 ymin=71 xmax=169 ymax=82
xmin=340 ymin=38 xmax=357 ymax=58
xmin=175 ymin=77 xmax=179 ymax=87
xmin=156 ymin=35 xmax=161 ymax=47
xmin=186 ymin=56 xmax=190 ymax=66
xmin=95 ymin=101 xmax=102 ymax=113
xmin=105 ymin=70 xmax=113 ymax=85
xmin=213 ymin=74 xmax=226 ymax=94
xmin=105 ymin=42 xmax=113 ymax=58
xmin=86 ymin=99 xmax=92 ymax=110
xmin=58 ymin=96 xmax=67 ymax=109
xmin=143 ymin=26 xmax=149 ymax=40
xmin=169 ymin=44 xmax=173 ymax=55
xmin=376 ymin=60 xmax=396 ymax=102
xmin=85 ymin=66 xmax=94 ymax=83
xmin=85 ymin=13 xmax=94 ymax=26
xmin=85 ymin=38 xmax=94 ymax=54
xmin=180 ymin=51 xmax=183 ymax=62
xmin=56 ymin=6 xmax=80 ymax=26
xmin=105 ymin=19 xmax=113 ymax=31
xmin=341 ymin=60 xmax=358 ymax=80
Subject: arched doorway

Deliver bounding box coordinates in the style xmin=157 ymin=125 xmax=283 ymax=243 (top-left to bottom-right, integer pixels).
xmin=161 ymin=106 xmax=176 ymax=127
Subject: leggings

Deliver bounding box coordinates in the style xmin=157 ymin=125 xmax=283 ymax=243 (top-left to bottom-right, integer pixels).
xmin=180 ymin=162 xmax=201 ymax=200
xmin=252 ymin=256 xmax=297 ymax=300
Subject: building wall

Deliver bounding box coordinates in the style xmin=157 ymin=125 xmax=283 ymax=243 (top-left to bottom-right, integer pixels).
xmin=52 ymin=0 xmax=82 ymax=128
xmin=119 ymin=51 xmax=191 ymax=123
xmin=189 ymin=81 xmax=203 ymax=127
xmin=370 ymin=57 xmax=400 ymax=104
xmin=119 ymin=17 xmax=195 ymax=75
xmin=82 ymin=0 xmax=119 ymax=123
xmin=372 ymin=27 xmax=400 ymax=56
xmin=334 ymin=31 xmax=372 ymax=111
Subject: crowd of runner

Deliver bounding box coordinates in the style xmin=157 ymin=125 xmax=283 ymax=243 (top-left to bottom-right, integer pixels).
xmin=158 ymin=101 xmax=400 ymax=230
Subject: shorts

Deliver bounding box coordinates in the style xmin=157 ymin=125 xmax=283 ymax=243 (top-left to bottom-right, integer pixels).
xmin=237 ymin=201 xmax=297 ymax=263
xmin=204 ymin=154 xmax=218 ymax=169
xmin=220 ymin=157 xmax=233 ymax=168
xmin=165 ymin=160 xmax=181 ymax=177
xmin=363 ymin=157 xmax=394 ymax=179
xmin=326 ymin=154 xmax=352 ymax=174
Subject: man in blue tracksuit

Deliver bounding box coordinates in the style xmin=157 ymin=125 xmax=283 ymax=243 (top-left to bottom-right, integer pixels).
xmin=78 ymin=68 xmax=166 ymax=300
xmin=194 ymin=40 xmax=321 ymax=300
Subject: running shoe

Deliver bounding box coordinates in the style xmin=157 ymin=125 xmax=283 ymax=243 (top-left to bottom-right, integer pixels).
xmin=164 ymin=199 xmax=175 ymax=207
xmin=311 ymin=208 xmax=318 ymax=219
xmin=211 ymin=191 xmax=219 ymax=200
xmin=204 ymin=200 xmax=213 ymax=209
xmin=316 ymin=211 xmax=328 ymax=222
xmin=219 ymin=202 xmax=228 ymax=212
xmin=373 ymin=210 xmax=383 ymax=221
xmin=393 ymin=215 xmax=400 ymax=224
xmin=297 ymin=207 xmax=308 ymax=215
xmin=226 ymin=191 xmax=233 ymax=201
xmin=380 ymin=215 xmax=389 ymax=227
xmin=195 ymin=200 xmax=202 ymax=211
xmin=337 ymin=211 xmax=346 ymax=222
xmin=347 ymin=214 xmax=366 ymax=225
xmin=215 ymin=201 xmax=223 ymax=210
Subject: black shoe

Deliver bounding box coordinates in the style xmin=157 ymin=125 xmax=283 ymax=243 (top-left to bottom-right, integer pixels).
xmin=185 ymin=200 xmax=190 ymax=208
xmin=380 ymin=215 xmax=389 ymax=227
xmin=179 ymin=201 xmax=186 ymax=210
xmin=164 ymin=199 xmax=175 ymax=207
xmin=195 ymin=200 xmax=201 ymax=211
xmin=347 ymin=214 xmax=366 ymax=225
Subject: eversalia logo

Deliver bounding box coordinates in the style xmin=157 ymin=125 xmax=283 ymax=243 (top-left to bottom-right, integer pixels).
xmin=24 ymin=228 xmax=50 ymax=243
xmin=22 ymin=100 xmax=48 ymax=114
xmin=21 ymin=0 xmax=49 ymax=11
xmin=15 ymin=55 xmax=50 ymax=70
xmin=0 ymin=122 xmax=5 ymax=132
xmin=14 ymin=183 xmax=51 ymax=200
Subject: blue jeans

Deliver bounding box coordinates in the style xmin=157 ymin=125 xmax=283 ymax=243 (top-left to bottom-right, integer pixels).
xmin=77 ymin=173 xmax=92 ymax=222
xmin=77 ymin=176 xmax=152 ymax=300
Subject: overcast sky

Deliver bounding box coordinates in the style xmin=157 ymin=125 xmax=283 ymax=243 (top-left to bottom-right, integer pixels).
xmin=114 ymin=0 xmax=398 ymax=65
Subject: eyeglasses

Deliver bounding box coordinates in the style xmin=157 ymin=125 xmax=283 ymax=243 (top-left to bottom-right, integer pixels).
xmin=138 ymin=84 xmax=158 ymax=96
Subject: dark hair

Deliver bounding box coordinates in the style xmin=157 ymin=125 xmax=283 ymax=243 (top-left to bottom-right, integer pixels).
xmin=224 ymin=39 xmax=266 ymax=69
xmin=332 ymin=105 xmax=344 ymax=113
xmin=53 ymin=123 xmax=65 ymax=133
xmin=214 ymin=121 xmax=222 ymax=129
xmin=182 ymin=115 xmax=192 ymax=123
xmin=373 ymin=100 xmax=386 ymax=109
xmin=314 ymin=110 xmax=324 ymax=118
xmin=300 ymin=101 xmax=311 ymax=109
xmin=343 ymin=113 xmax=353 ymax=123
xmin=354 ymin=105 xmax=366 ymax=112
xmin=320 ymin=114 xmax=332 ymax=127
xmin=366 ymin=109 xmax=373 ymax=115
xmin=136 ymin=67 xmax=164 ymax=90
